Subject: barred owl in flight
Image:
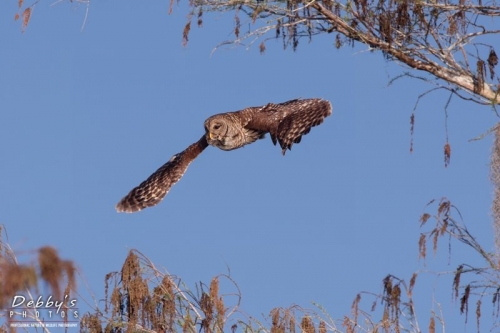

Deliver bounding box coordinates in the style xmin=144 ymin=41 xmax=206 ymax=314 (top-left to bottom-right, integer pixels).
xmin=116 ymin=98 xmax=332 ymax=213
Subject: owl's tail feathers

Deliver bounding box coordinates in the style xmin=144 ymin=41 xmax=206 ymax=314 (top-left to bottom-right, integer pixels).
xmin=115 ymin=135 xmax=208 ymax=213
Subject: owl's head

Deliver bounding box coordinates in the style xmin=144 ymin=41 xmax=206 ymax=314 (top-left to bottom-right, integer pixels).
xmin=204 ymin=116 xmax=228 ymax=142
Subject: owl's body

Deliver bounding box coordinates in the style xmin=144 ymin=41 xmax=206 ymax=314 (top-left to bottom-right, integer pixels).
xmin=116 ymin=98 xmax=332 ymax=213
xmin=204 ymin=112 xmax=266 ymax=151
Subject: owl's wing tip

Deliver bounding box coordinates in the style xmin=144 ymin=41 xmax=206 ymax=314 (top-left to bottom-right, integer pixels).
xmin=116 ymin=208 xmax=140 ymax=214
xmin=115 ymin=201 xmax=142 ymax=214
xmin=115 ymin=204 xmax=127 ymax=213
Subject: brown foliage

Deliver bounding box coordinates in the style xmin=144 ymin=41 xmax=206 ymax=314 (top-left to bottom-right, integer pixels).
xmin=418 ymin=233 xmax=426 ymax=260
xmin=444 ymin=142 xmax=451 ymax=168
xmin=336 ymin=199 xmax=500 ymax=332
xmin=418 ymin=199 xmax=451 ymax=259
xmin=209 ymin=277 xmax=225 ymax=331
xmin=460 ymin=284 xmax=471 ymax=317
xmin=0 ymin=215 xmax=494 ymax=333
xmin=418 ymin=199 xmax=500 ymax=329
xmin=342 ymin=316 xmax=354 ymax=333
xmin=234 ymin=10 xmax=240 ymax=38
xmin=300 ymin=316 xmax=315 ymax=333
xmin=474 ymin=60 xmax=486 ymax=94
xmin=150 ymin=276 xmax=176 ymax=331
xmin=79 ymin=313 xmax=102 ymax=333
xmin=200 ymin=292 xmax=214 ymax=333
xmin=351 ymin=293 xmax=361 ymax=325
xmin=408 ymin=273 xmax=417 ymax=298
xmin=21 ymin=7 xmax=31 ymax=33
xmin=260 ymin=42 xmax=266 ymax=55
xmin=14 ymin=0 xmax=37 ymax=32
xmin=82 ymin=249 xmax=241 ymax=333
xmin=182 ymin=20 xmax=191 ymax=47
xmin=476 ymin=299 xmax=481 ymax=332
xmin=429 ymin=316 xmax=435 ymax=333
xmin=177 ymin=0 xmax=499 ymax=105
xmin=381 ymin=275 xmax=401 ymax=331
xmin=419 ymin=198 xmax=455 ymax=261
xmin=318 ymin=320 xmax=326 ymax=333
xmin=0 ymin=264 xmax=37 ymax=307
xmin=267 ymin=306 xmax=331 ymax=333
xmin=453 ymin=264 xmax=463 ymax=301
xmin=197 ymin=7 xmax=203 ymax=28
xmin=168 ymin=0 xmax=175 ymax=15
xmin=0 ymin=227 xmax=76 ymax=328
xmin=419 ymin=213 xmax=430 ymax=226
xmin=39 ymin=246 xmax=75 ymax=300
xmin=270 ymin=307 xmax=296 ymax=333
xmin=409 ymin=113 xmax=415 ymax=153
xmin=488 ymin=49 xmax=498 ymax=79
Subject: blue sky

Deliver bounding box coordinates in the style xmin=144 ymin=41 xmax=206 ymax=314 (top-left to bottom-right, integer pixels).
xmin=1 ymin=0 xmax=498 ymax=331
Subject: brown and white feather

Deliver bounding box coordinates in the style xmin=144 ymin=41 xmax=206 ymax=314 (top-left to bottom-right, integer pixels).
xmin=115 ymin=136 xmax=208 ymax=213
xmin=246 ymin=98 xmax=332 ymax=154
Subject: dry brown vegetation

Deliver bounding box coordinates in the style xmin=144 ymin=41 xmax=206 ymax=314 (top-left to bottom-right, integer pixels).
xmin=177 ymin=0 xmax=500 ymax=105
xmin=15 ymin=0 xmax=500 ymax=107
xmin=74 ymin=202 xmax=500 ymax=333
xmin=0 ymin=225 xmax=77 ymax=331
xmin=79 ymin=249 xmax=241 ymax=333
xmin=417 ymin=198 xmax=500 ymax=331
xmin=2 ymin=200 xmax=499 ymax=333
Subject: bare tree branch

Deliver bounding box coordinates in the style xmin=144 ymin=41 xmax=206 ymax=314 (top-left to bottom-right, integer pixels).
xmin=179 ymin=0 xmax=500 ymax=104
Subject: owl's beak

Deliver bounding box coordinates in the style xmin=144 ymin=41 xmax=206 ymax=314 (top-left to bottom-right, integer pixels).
xmin=209 ymin=132 xmax=215 ymax=140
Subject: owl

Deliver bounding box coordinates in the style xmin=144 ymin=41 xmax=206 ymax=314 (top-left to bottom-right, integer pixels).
xmin=116 ymin=98 xmax=332 ymax=213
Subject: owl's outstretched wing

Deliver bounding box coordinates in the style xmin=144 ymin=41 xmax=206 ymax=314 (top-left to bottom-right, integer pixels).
xmin=246 ymin=98 xmax=332 ymax=155
xmin=115 ymin=135 xmax=208 ymax=213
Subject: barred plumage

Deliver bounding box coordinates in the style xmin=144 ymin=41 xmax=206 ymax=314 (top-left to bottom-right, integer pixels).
xmin=116 ymin=98 xmax=332 ymax=213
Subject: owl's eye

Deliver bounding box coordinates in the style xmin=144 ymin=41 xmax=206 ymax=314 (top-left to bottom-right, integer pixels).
xmin=213 ymin=124 xmax=221 ymax=130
